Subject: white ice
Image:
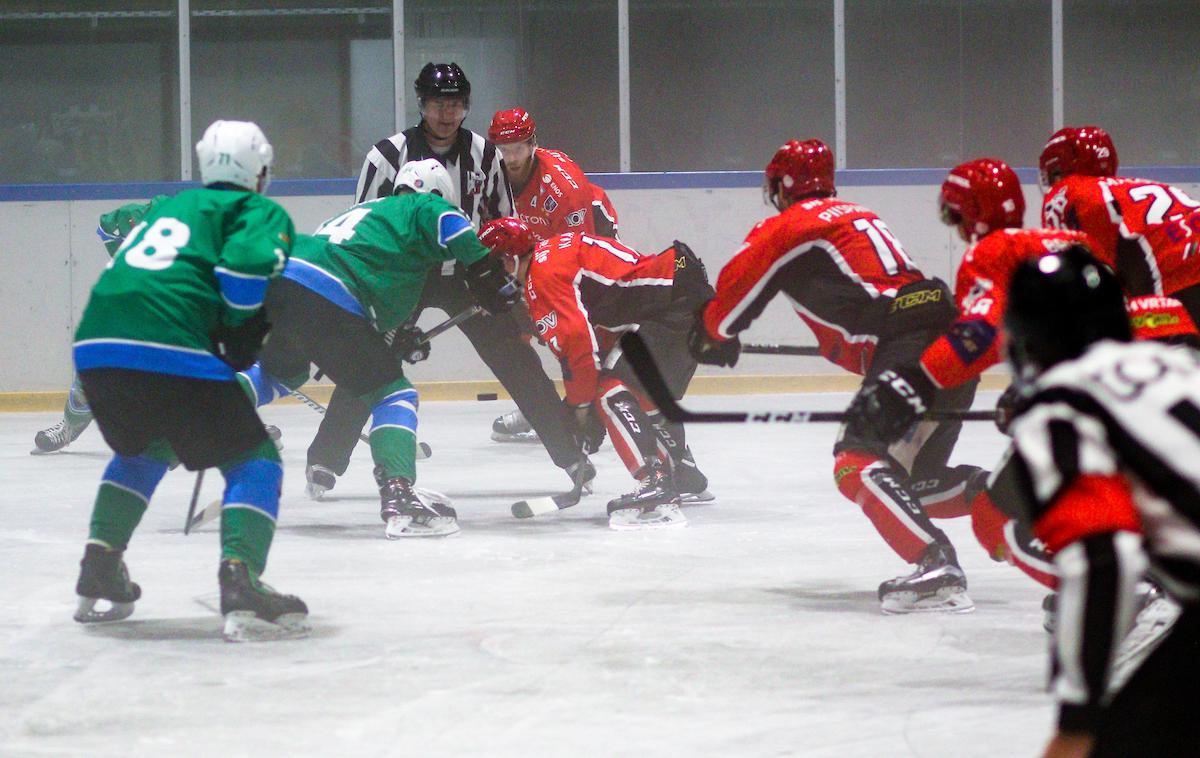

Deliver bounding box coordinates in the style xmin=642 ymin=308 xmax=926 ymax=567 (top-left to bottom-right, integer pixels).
xmin=0 ymin=391 xmax=1055 ymax=757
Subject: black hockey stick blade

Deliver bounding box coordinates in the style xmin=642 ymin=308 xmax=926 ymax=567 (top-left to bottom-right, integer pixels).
xmin=619 ymin=332 xmax=997 ymax=424
xmin=742 ymin=343 xmax=821 ymax=356
xmin=183 ymin=469 xmax=206 ymax=535
xmin=511 ymin=451 xmax=589 ymax=518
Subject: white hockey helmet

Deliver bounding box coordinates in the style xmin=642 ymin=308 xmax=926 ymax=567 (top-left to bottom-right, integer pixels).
xmin=395 ymin=158 xmax=459 ymax=207
xmin=195 ymin=120 xmax=274 ymax=192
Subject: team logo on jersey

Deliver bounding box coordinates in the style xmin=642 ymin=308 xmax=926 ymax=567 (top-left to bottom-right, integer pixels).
xmin=534 ymin=311 xmax=558 ymax=335
xmin=466 ymin=170 xmax=485 ymax=197
xmin=543 ymin=195 xmax=558 ymax=213
xmin=565 ymin=209 xmax=586 ymax=227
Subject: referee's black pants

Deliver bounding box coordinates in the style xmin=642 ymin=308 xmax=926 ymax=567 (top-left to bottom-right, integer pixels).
xmin=307 ymin=268 xmax=578 ymax=475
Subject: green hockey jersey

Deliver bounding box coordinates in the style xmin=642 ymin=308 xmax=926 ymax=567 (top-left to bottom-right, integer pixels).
xmin=74 ymin=187 xmax=294 ymax=381
xmin=281 ymin=192 xmax=487 ymax=332
xmin=97 ymin=195 xmax=170 ymax=257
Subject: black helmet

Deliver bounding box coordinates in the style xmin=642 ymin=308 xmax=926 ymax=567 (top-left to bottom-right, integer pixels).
xmin=414 ymin=62 xmax=471 ymax=101
xmin=1005 ymin=243 xmax=1131 ymax=373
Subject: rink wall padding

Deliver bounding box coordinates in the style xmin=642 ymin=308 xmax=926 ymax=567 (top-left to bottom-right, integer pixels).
xmin=4 ymin=167 xmax=1193 ymax=393
xmin=0 ymin=373 xmax=1011 ymax=412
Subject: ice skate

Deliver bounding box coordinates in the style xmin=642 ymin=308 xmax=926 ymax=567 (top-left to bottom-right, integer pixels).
xmin=379 ymin=474 xmax=459 ymax=538
xmin=879 ymin=543 xmax=974 ymax=614
xmin=305 ymin=464 xmax=337 ymax=500
xmin=672 ymin=447 xmax=714 ymax=504
xmin=264 ymin=424 xmax=283 ymax=451
xmin=218 ymin=559 xmax=309 ymax=642
xmin=32 ymin=416 xmax=91 ymax=455
xmin=74 ymin=543 xmax=141 ymax=623
xmin=607 ymin=461 xmax=687 ymax=531
xmin=491 ymin=409 xmax=540 ymax=443
xmin=1112 ymin=582 xmax=1181 ymax=686
xmin=1042 ymin=593 xmax=1057 ymax=632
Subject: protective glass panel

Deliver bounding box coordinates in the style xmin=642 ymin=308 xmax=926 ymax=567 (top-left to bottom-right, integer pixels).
xmin=403 ymin=0 xmax=619 ymax=172
xmin=0 ymin=1 xmax=178 ymax=183
xmin=190 ymin=1 xmax=393 ymax=180
xmin=1064 ymin=0 xmax=1200 ymax=165
xmin=630 ymin=0 xmax=834 ymax=171
xmin=845 ymin=1 xmax=1052 ymax=169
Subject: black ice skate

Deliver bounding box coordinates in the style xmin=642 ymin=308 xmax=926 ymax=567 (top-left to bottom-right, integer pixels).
xmin=218 ymin=559 xmax=309 ymax=642
xmin=606 ymin=461 xmax=687 ymax=531
xmin=378 ymin=472 xmax=459 ymax=538
xmin=672 ymin=446 xmax=715 ymax=504
xmin=878 ymin=542 xmax=974 ymax=614
xmin=491 ymin=409 xmax=539 ymax=443
xmin=32 ymin=416 xmax=91 ymax=455
xmin=74 ymin=543 xmax=141 ymax=623
xmin=305 ymin=464 xmax=337 ymax=500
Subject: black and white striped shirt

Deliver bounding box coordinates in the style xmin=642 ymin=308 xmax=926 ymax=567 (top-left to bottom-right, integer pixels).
xmin=1009 ymin=339 xmax=1200 ymax=730
xmin=355 ymin=123 xmax=514 ymax=230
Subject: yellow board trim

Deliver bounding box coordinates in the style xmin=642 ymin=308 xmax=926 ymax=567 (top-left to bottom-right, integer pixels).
xmin=0 ymin=373 xmax=1011 ymax=412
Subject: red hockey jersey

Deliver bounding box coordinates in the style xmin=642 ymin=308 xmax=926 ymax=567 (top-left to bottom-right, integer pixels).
xmin=524 ymin=233 xmax=675 ymax=404
xmin=514 ymin=148 xmax=618 ymax=242
xmin=919 ymin=228 xmax=1095 ymax=388
xmin=701 ymin=197 xmax=923 ymax=375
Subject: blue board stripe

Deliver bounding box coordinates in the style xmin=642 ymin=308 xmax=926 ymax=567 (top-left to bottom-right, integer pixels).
xmin=6 ymin=167 xmax=1200 ymax=201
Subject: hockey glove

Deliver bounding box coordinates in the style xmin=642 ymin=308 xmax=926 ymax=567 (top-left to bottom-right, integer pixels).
xmin=994 ymin=380 xmax=1035 ymax=436
xmin=565 ymin=400 xmax=607 ymax=454
xmin=388 ymin=323 xmax=432 ymax=364
xmin=464 ymin=256 xmax=521 ymax=316
xmin=210 ymin=310 xmax=271 ymax=371
xmin=845 ymin=364 xmax=936 ymax=444
xmin=688 ymin=307 xmax=741 ymax=367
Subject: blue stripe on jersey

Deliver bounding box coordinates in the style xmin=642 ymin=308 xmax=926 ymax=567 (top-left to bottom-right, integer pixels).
xmin=370 ymin=388 xmax=419 ymax=435
xmin=238 ymin=363 xmax=292 ymax=407
xmin=102 ymin=454 xmax=169 ymax=504
xmin=74 ymin=340 xmax=234 ymax=381
xmin=222 ymin=457 xmax=283 ymax=521
xmin=282 ymin=258 xmax=367 ymax=318
xmin=214 ymin=267 xmax=269 ymax=311
xmin=438 ymin=212 xmax=472 ymax=247
xmin=96 ymin=224 xmax=121 ymax=245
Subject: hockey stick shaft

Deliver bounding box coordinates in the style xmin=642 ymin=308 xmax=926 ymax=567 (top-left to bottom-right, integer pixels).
xmin=183 ymin=469 xmax=205 ymax=535
xmin=619 ymin=331 xmax=996 ymax=424
xmin=288 ymin=387 xmax=432 ymax=458
xmin=742 ymin=344 xmax=821 ymax=356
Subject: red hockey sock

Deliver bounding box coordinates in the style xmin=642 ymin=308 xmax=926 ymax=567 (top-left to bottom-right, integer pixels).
xmin=833 ymin=449 xmax=941 ymax=563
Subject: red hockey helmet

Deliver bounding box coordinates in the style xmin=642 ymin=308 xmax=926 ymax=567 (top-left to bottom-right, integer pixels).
xmin=479 ymin=217 xmax=536 ymax=260
xmin=939 ymin=158 xmax=1025 ymax=240
xmin=764 ymin=139 xmax=835 ymax=209
xmin=1038 ymin=126 xmax=1118 ymax=191
xmin=489 ymin=108 xmax=536 ymax=145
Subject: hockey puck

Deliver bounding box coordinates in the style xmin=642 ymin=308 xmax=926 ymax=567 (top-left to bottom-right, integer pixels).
xmin=477 ymin=393 xmax=499 ymax=401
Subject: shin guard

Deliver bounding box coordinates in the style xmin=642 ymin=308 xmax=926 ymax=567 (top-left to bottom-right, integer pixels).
xmin=219 ymin=442 xmax=283 ymax=576
xmin=598 ymin=380 xmax=660 ymax=476
xmin=89 ymin=454 xmax=170 ymax=550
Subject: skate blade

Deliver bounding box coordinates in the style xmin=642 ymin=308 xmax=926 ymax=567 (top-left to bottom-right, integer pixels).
xmin=384 ymin=515 xmax=460 ymax=539
xmin=222 ymin=611 xmax=310 ymax=642
xmin=305 ymin=483 xmax=329 ymax=501
xmin=74 ymin=596 xmax=135 ymax=624
xmin=880 ymin=587 xmax=975 ymax=615
xmin=490 ymin=431 xmax=541 ymax=443
xmin=30 ymin=446 xmax=63 ymax=456
xmin=608 ymin=504 xmax=688 ymax=531
xmin=679 ymin=489 xmax=716 ymax=504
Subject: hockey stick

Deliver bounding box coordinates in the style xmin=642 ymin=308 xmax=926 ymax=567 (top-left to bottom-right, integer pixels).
xmin=742 ymin=344 xmax=821 ymax=356
xmin=288 ymin=387 xmax=433 ymax=460
xmin=183 ymin=469 xmax=205 ymax=535
xmin=619 ymin=331 xmax=997 ymax=424
xmin=511 ymin=449 xmax=590 ymax=518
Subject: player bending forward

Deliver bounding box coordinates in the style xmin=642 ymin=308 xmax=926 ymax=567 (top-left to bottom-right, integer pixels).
xmin=480 ymin=218 xmax=714 ymax=529
xmin=486 ymin=107 xmax=620 ymax=443
xmin=1003 ymin=246 xmax=1200 ymax=757
xmin=690 ymin=139 xmax=982 ymax=613
xmin=71 ymin=120 xmax=305 ymax=641
xmin=236 ymin=159 xmax=519 ymax=538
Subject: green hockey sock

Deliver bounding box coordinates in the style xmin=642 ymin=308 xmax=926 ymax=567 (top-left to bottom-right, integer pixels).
xmin=88 ymin=483 xmax=148 ymax=551
xmin=368 ymin=426 xmax=417 ymax=482
xmin=220 ymin=507 xmax=275 ymax=577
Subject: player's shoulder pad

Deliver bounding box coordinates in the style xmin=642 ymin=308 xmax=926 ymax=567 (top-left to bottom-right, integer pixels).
xmin=436 ymin=209 xmax=473 ymax=247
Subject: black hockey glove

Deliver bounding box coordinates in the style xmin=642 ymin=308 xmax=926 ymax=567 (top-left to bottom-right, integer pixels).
xmin=845 ymin=364 xmax=936 ymax=444
xmin=210 ymin=310 xmax=270 ymax=371
xmin=688 ymin=307 xmax=741 ymax=367
xmin=565 ymin=399 xmax=607 ymax=454
xmin=994 ymin=380 xmax=1035 ymax=436
xmin=388 ymin=323 xmax=432 ymax=364
xmin=464 ymin=256 xmax=520 ymax=316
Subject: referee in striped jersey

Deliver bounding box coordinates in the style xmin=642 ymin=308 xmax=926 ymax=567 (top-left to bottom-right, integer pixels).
xmin=305 ymin=62 xmax=587 ymax=497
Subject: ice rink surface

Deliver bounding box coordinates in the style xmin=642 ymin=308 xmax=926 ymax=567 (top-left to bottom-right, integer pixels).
xmin=0 ymin=390 xmax=1056 ymax=757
